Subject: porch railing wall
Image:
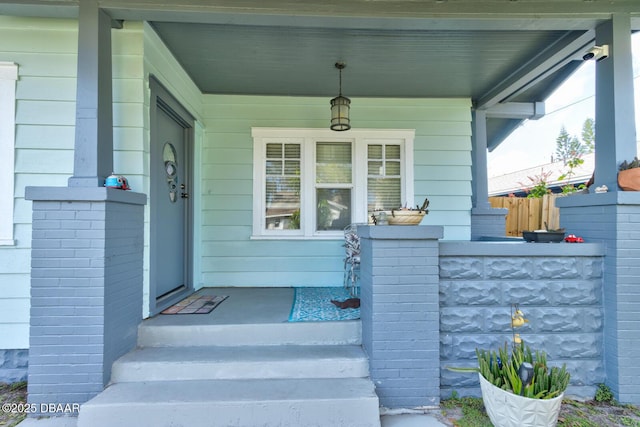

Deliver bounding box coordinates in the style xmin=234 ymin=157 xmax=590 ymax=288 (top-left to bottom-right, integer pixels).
xmin=439 ymin=242 xmax=605 ymax=400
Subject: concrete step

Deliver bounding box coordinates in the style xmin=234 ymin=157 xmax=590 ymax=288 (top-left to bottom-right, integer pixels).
xmin=111 ymin=345 xmax=370 ymax=382
xmin=138 ymin=320 xmax=361 ymax=347
xmin=78 ymin=378 xmax=381 ymax=427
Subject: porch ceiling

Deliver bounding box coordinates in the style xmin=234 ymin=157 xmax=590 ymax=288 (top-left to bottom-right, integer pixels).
xmin=3 ymin=0 xmax=640 ymax=148
xmin=147 ymin=18 xmax=593 ymax=149
xmin=150 ymin=22 xmax=580 ymax=101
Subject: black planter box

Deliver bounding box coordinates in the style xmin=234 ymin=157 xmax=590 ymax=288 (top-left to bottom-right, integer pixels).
xmin=522 ymin=231 xmax=566 ymax=243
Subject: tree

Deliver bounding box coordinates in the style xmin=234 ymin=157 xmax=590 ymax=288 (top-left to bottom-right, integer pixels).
xmin=582 ymin=118 xmax=595 ymax=153
xmin=555 ymin=126 xmax=586 ymax=165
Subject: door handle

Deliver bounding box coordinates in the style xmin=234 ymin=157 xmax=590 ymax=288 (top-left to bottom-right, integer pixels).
xmin=181 ymin=192 xmax=189 ymax=199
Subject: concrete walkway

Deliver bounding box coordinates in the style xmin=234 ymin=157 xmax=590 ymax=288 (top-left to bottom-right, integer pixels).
xmin=18 ymin=412 xmax=448 ymax=427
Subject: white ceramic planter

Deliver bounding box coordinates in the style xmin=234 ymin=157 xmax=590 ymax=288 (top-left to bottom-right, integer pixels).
xmin=479 ymin=373 xmax=564 ymax=427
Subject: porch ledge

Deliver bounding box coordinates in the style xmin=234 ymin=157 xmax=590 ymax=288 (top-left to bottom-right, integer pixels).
xmin=440 ymin=241 xmax=604 ymax=257
xmin=356 ymin=225 xmax=443 ymax=240
xmin=25 ymin=186 xmax=147 ymax=205
xmin=555 ymin=191 xmax=640 ymax=207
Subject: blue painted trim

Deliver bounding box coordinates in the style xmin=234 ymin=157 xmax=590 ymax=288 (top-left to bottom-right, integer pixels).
xmin=25 ymin=186 xmax=147 ymax=205
xmin=440 ymin=241 xmax=604 ymax=256
xmin=555 ymin=191 xmax=640 ymax=207
xmin=357 ymin=225 xmax=444 ymax=240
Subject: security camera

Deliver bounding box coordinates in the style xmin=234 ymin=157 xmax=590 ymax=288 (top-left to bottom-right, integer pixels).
xmin=583 ymin=45 xmax=609 ymax=62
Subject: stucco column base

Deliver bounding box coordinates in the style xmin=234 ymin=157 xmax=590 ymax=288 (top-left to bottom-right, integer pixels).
xmin=471 ymin=207 xmax=508 ymax=240
xmin=25 ymin=186 xmax=147 ymax=415
xmin=357 ymin=225 xmax=443 ymax=409
xmin=557 ymin=192 xmax=640 ymax=404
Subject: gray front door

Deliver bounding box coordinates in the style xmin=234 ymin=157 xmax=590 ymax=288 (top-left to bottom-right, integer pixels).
xmin=150 ymin=77 xmax=194 ymax=314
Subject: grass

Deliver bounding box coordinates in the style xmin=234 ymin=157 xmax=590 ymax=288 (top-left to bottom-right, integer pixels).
xmin=0 ymin=381 xmax=28 ymax=427
xmin=3 ymin=380 xmax=640 ymax=427
xmin=439 ymin=389 xmax=640 ymax=427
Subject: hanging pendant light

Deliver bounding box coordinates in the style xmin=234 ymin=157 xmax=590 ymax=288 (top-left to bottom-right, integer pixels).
xmin=330 ymin=62 xmax=351 ymax=131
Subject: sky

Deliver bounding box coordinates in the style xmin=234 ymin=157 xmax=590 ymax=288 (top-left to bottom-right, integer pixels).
xmin=487 ymin=33 xmax=640 ymax=177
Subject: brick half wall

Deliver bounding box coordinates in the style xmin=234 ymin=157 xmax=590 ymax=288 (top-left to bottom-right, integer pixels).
xmin=25 ymin=187 xmax=146 ymax=413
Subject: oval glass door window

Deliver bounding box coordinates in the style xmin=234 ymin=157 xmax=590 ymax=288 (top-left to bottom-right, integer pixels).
xmin=163 ymin=142 xmax=178 ymax=203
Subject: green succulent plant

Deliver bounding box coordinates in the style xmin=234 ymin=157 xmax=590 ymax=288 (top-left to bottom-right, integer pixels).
xmin=476 ymin=342 xmax=570 ymax=400
xmin=619 ymin=157 xmax=640 ymax=171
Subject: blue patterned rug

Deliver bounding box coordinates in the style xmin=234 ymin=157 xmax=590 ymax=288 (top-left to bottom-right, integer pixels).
xmin=288 ymin=287 xmax=360 ymax=322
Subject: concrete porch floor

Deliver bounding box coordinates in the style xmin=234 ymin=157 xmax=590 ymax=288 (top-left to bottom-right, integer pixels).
xmin=147 ymin=287 xmax=295 ymax=325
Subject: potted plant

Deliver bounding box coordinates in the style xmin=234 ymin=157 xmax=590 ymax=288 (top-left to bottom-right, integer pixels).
xmin=618 ymin=157 xmax=640 ymax=191
xmin=448 ymin=305 xmax=570 ymax=427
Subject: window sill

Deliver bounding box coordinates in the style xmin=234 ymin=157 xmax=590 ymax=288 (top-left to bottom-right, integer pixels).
xmin=250 ymin=234 xmax=343 ymax=241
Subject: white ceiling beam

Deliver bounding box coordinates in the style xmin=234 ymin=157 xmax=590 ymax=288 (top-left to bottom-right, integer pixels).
xmin=485 ymin=102 xmax=545 ymax=120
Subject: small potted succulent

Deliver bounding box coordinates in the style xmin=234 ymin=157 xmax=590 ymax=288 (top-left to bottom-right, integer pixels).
xmin=448 ymin=305 xmax=570 ymax=427
xmin=618 ymin=156 xmax=640 ymax=191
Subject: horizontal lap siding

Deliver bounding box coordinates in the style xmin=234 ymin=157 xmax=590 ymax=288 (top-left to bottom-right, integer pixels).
xmin=0 ymin=18 xmax=167 ymax=347
xmin=200 ymin=96 xmax=471 ymax=287
xmin=0 ymin=17 xmax=79 ymax=349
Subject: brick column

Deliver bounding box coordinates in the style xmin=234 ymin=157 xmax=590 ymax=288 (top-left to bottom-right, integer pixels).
xmin=357 ymin=225 xmax=443 ymax=409
xmin=557 ymin=192 xmax=640 ymax=404
xmin=25 ymin=187 xmax=146 ymax=413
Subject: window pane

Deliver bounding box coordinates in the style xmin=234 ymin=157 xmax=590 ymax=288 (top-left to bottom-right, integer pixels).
xmin=266 ymin=160 xmax=282 ymax=175
xmin=265 ymin=143 xmax=301 ymax=230
xmin=386 ymin=160 xmax=401 ymax=176
xmin=284 ymin=144 xmax=300 ymax=159
xmin=368 ymin=178 xmax=401 ymax=212
xmin=386 ymin=145 xmax=401 ymax=159
xmin=317 ymin=188 xmax=351 ymax=231
xmin=368 ymin=161 xmax=383 ymax=176
xmin=284 ymin=160 xmax=300 ymax=175
xmin=368 ymin=144 xmax=383 ymax=159
xmin=266 ymin=143 xmax=282 ymax=158
xmin=368 ymin=143 xmax=402 ymax=213
xmin=266 ymin=176 xmax=300 ymax=230
xmin=316 ymin=142 xmax=352 ymax=183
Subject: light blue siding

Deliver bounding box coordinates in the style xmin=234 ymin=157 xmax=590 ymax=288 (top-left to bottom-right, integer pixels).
xmin=0 ymin=17 xmax=79 ymax=349
xmin=199 ymin=96 xmax=472 ymax=287
xmin=0 ymin=16 xmax=474 ymax=350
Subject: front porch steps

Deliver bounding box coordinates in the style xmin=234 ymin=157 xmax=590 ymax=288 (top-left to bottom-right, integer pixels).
xmin=136 ymin=320 xmax=362 ymax=346
xmin=111 ymin=344 xmax=370 ymax=382
xmin=78 ymin=320 xmax=380 ymax=427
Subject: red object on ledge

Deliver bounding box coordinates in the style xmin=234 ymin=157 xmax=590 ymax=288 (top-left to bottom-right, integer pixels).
xmin=564 ymin=234 xmax=584 ymax=243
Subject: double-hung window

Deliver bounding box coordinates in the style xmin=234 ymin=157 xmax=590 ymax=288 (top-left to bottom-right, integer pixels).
xmin=252 ymin=128 xmax=414 ymax=239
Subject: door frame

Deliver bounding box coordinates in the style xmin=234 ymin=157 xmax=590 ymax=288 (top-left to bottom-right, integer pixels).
xmin=149 ymin=76 xmax=195 ymax=315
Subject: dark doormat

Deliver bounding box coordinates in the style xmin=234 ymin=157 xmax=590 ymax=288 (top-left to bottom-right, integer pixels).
xmin=161 ymin=294 xmax=228 ymax=314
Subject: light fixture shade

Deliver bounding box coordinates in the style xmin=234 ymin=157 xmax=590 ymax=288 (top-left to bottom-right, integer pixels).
xmin=330 ymin=95 xmax=351 ymax=131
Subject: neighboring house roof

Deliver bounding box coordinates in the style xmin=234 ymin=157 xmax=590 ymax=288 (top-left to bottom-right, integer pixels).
xmin=488 ymin=153 xmax=595 ymax=196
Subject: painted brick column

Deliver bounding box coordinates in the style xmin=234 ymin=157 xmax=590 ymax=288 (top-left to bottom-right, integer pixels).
xmin=557 ymin=192 xmax=640 ymax=404
xmin=25 ymin=187 xmax=146 ymax=413
xmin=357 ymin=225 xmax=443 ymax=409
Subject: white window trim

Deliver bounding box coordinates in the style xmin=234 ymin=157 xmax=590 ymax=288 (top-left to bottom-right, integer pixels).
xmin=0 ymin=62 xmax=18 ymax=246
xmin=252 ymin=127 xmax=415 ymax=240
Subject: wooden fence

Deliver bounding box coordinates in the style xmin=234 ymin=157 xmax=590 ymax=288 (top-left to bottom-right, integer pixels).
xmin=489 ymin=194 xmax=561 ymax=237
